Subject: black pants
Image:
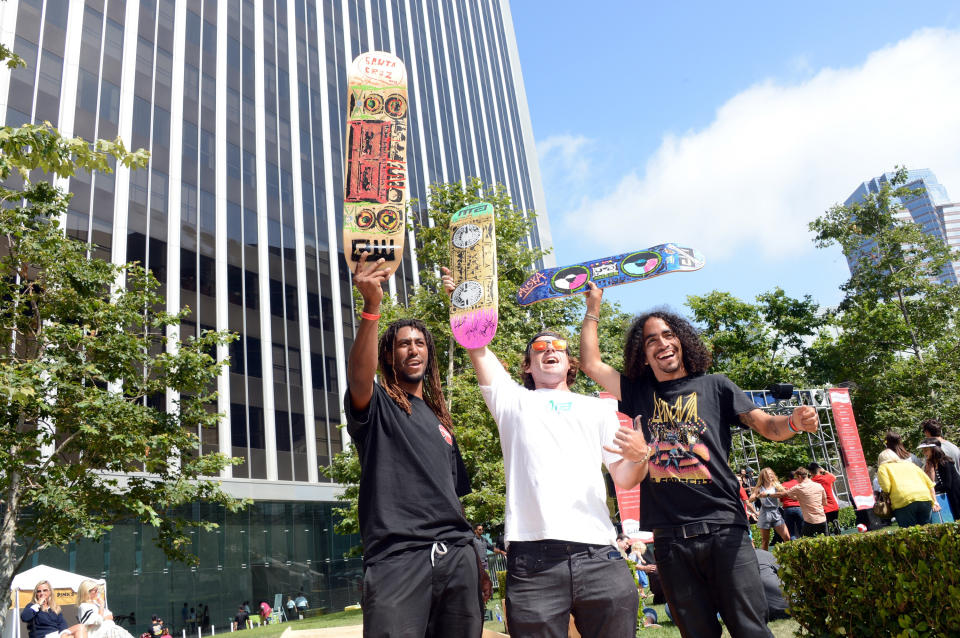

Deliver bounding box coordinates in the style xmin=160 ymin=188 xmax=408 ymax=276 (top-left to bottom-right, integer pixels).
xmin=781 ymin=506 xmax=803 ymax=539
xmin=506 ymin=540 xmax=638 ymax=638
xmin=654 ymin=524 xmax=773 ymax=638
xmin=361 ymin=542 xmax=482 ymax=638
xmin=801 ymin=521 xmax=827 ymax=537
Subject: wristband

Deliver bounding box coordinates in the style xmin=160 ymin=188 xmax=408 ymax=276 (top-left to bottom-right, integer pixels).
xmin=584 ymin=313 xmax=600 ymax=322
xmin=787 ymin=416 xmax=799 ymax=433
xmin=360 ymin=311 xmax=380 ymax=321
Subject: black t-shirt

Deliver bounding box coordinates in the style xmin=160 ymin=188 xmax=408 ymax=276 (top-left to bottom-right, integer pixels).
xmin=346 ymin=383 xmax=473 ymax=565
xmin=618 ymin=373 xmax=756 ymax=530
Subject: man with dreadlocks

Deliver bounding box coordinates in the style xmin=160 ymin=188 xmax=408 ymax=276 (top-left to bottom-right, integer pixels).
xmin=579 ymin=282 xmax=819 ymax=638
xmin=441 ymin=268 xmax=647 ymax=638
xmin=346 ymin=254 xmax=482 ymax=637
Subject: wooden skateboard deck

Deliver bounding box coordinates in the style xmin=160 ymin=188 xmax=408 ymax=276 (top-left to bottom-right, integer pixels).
xmin=342 ymin=51 xmax=408 ymax=275
xmin=449 ymin=202 xmax=498 ymax=348
xmin=516 ymin=243 xmax=705 ymax=306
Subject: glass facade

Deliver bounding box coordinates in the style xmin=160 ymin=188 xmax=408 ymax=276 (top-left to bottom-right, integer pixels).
xmin=25 ymin=501 xmax=362 ymax=634
xmin=0 ymin=0 xmax=550 ymax=623
xmin=844 ymin=169 xmax=960 ymax=285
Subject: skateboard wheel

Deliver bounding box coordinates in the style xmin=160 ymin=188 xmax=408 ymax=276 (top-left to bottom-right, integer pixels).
xmin=452 ymin=223 xmax=483 ymax=249
xmin=551 ymin=265 xmax=589 ymax=293
xmin=384 ymin=94 xmax=407 ymax=118
xmin=363 ymin=94 xmax=384 ymax=114
xmin=376 ymin=208 xmax=402 ymax=232
xmin=451 ymin=281 xmax=483 ymax=309
xmin=620 ymin=251 xmax=662 ymax=277
xmin=356 ymin=209 xmax=376 ymax=229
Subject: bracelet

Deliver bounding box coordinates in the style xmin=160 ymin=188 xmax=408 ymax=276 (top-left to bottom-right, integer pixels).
xmin=787 ymin=416 xmax=799 ymax=433
xmin=360 ymin=311 xmax=381 ymax=321
xmin=584 ymin=313 xmax=600 ymax=322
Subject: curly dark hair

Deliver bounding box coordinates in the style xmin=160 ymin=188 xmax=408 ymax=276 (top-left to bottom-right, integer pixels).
xmin=521 ymin=330 xmax=580 ymax=390
xmin=378 ymin=319 xmax=452 ymax=429
xmin=623 ymin=309 xmax=712 ymax=381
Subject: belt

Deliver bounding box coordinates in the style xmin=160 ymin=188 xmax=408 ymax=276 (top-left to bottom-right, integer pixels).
xmin=653 ymin=522 xmax=731 ymax=539
xmin=509 ymin=539 xmax=606 ymax=555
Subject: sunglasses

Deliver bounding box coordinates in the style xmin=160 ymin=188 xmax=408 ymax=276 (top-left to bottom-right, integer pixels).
xmin=530 ymin=339 xmax=567 ymax=352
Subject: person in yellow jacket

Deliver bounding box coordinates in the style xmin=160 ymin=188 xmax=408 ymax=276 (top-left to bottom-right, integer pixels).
xmin=877 ymin=448 xmax=940 ymax=527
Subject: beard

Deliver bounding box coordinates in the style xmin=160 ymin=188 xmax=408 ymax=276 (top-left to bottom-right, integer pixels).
xmin=397 ymin=362 xmax=426 ymax=384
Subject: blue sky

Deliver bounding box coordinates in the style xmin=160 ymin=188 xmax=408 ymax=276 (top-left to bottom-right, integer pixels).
xmin=510 ymin=1 xmax=960 ymax=317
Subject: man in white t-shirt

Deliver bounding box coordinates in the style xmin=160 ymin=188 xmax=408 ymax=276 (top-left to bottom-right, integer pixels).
xmin=444 ymin=270 xmax=649 ymax=638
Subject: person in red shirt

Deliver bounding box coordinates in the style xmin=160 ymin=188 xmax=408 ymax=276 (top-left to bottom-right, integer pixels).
xmin=778 ymin=471 xmax=803 ymax=539
xmin=808 ymin=462 xmax=840 ymax=534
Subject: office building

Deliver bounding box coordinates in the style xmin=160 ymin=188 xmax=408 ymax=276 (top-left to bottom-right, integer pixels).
xmin=0 ymin=0 xmax=549 ymax=627
xmin=844 ymin=169 xmax=960 ymax=285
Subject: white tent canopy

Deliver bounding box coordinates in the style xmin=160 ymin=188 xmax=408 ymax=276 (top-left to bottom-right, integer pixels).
xmin=4 ymin=565 xmax=104 ymax=638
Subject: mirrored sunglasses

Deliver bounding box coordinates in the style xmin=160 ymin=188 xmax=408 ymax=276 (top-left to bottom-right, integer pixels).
xmin=530 ymin=339 xmax=567 ymax=352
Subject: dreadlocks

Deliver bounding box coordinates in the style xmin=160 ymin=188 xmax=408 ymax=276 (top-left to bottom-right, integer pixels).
xmin=377 ymin=318 xmax=452 ymax=429
xmin=623 ymin=309 xmax=712 ymax=381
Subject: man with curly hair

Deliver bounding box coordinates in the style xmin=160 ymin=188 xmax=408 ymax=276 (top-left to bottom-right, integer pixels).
xmin=579 ymin=282 xmax=819 ymax=638
xmin=346 ymin=254 xmax=482 ymax=637
xmin=441 ymin=269 xmax=647 ymax=638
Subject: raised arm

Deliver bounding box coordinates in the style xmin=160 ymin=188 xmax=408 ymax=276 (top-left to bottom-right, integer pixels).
xmin=738 ymin=405 xmax=819 ymax=441
xmin=579 ymin=282 xmax=623 ymax=398
xmin=346 ymin=253 xmax=391 ymax=412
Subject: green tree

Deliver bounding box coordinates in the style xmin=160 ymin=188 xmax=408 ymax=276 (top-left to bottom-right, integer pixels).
xmin=322 ymin=179 xmax=632 ymax=548
xmin=0 ymin=50 xmax=242 ymax=625
xmin=687 ymin=288 xmax=827 ymax=476
xmin=687 ymin=287 xmax=825 ymax=390
xmin=808 ymin=166 xmax=960 ymax=458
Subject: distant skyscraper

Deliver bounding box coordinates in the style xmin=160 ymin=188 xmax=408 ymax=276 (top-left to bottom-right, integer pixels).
xmin=0 ymin=0 xmax=549 ymax=622
xmin=844 ymin=169 xmax=960 ymax=285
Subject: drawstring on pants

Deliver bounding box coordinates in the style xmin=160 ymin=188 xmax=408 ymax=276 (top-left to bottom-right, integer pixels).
xmin=430 ymin=541 xmax=448 ymax=566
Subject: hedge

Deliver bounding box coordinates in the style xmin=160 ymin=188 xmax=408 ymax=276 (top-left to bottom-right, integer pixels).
xmin=774 ymin=523 xmax=960 ymax=637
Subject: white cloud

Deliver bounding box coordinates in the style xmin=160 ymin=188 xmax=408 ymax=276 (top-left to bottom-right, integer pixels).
xmin=556 ymin=28 xmax=960 ymax=260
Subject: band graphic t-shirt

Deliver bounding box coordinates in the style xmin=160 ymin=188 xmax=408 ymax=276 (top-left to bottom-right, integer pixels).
xmin=346 ymin=383 xmax=473 ymax=566
xmin=619 ymin=373 xmax=756 ymax=530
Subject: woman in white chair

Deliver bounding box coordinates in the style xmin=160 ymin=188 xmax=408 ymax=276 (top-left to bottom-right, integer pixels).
xmin=76 ymin=581 xmax=134 ymax=638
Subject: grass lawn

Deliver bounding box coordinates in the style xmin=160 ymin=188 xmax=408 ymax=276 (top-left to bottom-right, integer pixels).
xmin=228 ymin=601 xmax=800 ymax=637
xmin=226 ymin=610 xmax=364 ymax=638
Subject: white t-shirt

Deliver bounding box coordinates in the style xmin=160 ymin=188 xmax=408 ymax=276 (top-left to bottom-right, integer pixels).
xmin=480 ymin=361 xmax=622 ymax=546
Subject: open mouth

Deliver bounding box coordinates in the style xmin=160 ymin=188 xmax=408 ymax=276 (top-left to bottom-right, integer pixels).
xmin=542 ymin=354 xmax=560 ymax=365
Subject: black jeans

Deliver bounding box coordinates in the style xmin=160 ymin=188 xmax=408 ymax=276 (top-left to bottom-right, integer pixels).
xmin=781 ymin=506 xmax=803 ymax=539
xmin=653 ymin=524 xmax=773 ymax=638
xmin=506 ymin=540 xmax=638 ymax=638
xmin=801 ymin=521 xmax=827 ymax=537
xmin=361 ymin=542 xmax=482 ymax=638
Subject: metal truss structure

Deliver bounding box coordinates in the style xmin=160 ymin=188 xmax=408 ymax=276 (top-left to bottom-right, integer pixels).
xmin=732 ymin=388 xmax=852 ymax=507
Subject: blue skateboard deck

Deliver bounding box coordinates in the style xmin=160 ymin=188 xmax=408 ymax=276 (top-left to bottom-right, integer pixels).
xmin=516 ymin=243 xmax=705 ymax=306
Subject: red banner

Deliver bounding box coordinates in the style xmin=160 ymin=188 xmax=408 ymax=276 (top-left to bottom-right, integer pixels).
xmin=828 ymin=388 xmax=874 ymax=510
xmin=599 ymin=392 xmax=643 ymax=533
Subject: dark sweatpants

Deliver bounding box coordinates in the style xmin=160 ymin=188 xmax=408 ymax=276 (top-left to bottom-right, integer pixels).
xmin=361 ymin=543 xmax=482 ymax=638
xmin=505 ymin=540 xmax=638 ymax=638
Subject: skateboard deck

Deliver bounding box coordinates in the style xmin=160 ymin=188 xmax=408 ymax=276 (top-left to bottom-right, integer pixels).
xmin=342 ymin=51 xmax=408 ymax=275
xmin=516 ymin=243 xmax=705 ymax=306
xmin=449 ymin=202 xmax=498 ymax=348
